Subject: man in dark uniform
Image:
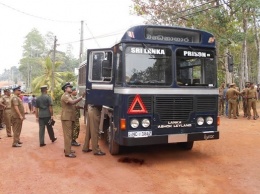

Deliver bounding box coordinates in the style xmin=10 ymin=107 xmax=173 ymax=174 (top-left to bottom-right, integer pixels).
xmin=223 ymin=83 xmax=229 ymax=117
xmin=61 ymin=82 xmax=85 ymax=158
xmin=2 ymin=89 xmax=12 ymax=137
xmin=218 ymin=82 xmax=225 ymax=116
xmin=247 ymin=82 xmax=259 ymax=120
xmin=11 ymin=86 xmax=25 ymax=147
xmin=35 ymin=85 xmax=57 ymax=147
xmin=71 ymin=88 xmax=82 ymax=146
xmin=82 ymin=104 xmax=106 ymax=156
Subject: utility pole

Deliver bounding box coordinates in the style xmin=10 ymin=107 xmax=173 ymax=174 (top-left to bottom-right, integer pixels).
xmin=51 ymin=36 xmax=57 ymax=96
xmin=79 ymin=20 xmax=84 ymax=64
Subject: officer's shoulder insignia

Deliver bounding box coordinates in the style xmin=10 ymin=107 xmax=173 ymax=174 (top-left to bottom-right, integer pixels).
xmin=65 ymin=94 xmax=69 ymax=97
xmin=13 ymin=97 xmax=17 ymax=101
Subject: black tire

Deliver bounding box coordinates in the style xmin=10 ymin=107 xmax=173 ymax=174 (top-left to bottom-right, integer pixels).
xmin=108 ymin=121 xmax=120 ymax=155
xmin=180 ymin=141 xmax=194 ymax=150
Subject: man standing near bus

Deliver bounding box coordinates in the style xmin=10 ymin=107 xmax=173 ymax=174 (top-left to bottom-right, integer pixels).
xmin=61 ymin=82 xmax=85 ymax=158
xmin=223 ymin=83 xmax=229 ymax=117
xmin=82 ymin=104 xmax=106 ymax=156
xmin=247 ymin=82 xmax=259 ymax=120
xmin=71 ymin=87 xmax=81 ymax=147
xmin=218 ymin=82 xmax=225 ymax=116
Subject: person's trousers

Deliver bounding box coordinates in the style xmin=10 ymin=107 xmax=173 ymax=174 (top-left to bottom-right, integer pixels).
xmin=225 ymin=100 xmax=228 ymax=116
xmin=4 ymin=109 xmax=12 ymax=136
xmin=247 ymin=99 xmax=259 ymax=117
xmin=228 ymin=99 xmax=237 ymax=118
xmin=82 ymin=106 xmax=101 ymax=153
xmin=62 ymin=120 xmax=73 ymax=155
xmin=0 ymin=109 xmax=3 ymax=125
xmin=39 ymin=117 xmax=55 ymax=144
xmin=72 ymin=110 xmax=80 ymax=141
xmin=218 ymin=98 xmax=224 ymax=115
xmin=11 ymin=117 xmax=23 ymax=145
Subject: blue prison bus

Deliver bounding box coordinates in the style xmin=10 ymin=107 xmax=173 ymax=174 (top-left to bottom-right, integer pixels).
xmin=78 ymin=25 xmax=219 ymax=155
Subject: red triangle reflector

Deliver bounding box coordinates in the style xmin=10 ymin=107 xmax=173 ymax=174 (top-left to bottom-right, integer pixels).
xmin=127 ymin=94 xmax=148 ymax=114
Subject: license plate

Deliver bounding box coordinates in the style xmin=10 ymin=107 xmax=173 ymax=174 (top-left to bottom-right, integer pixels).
xmin=128 ymin=131 xmax=152 ymax=138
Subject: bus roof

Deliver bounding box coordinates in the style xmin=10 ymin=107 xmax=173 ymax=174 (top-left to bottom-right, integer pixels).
xmin=117 ymin=25 xmax=215 ymax=47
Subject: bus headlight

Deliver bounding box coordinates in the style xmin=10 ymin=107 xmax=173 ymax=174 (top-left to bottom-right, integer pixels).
xmin=206 ymin=116 xmax=213 ymax=125
xmin=130 ymin=119 xmax=139 ymax=128
xmin=197 ymin=117 xmax=204 ymax=126
xmin=141 ymin=119 xmax=150 ymax=128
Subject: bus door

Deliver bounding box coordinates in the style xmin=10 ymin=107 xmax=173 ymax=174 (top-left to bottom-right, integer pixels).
xmin=86 ymin=49 xmax=114 ymax=106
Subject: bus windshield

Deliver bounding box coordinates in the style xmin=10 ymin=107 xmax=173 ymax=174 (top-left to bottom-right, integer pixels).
xmin=176 ymin=49 xmax=216 ymax=87
xmin=125 ymin=46 xmax=172 ymax=86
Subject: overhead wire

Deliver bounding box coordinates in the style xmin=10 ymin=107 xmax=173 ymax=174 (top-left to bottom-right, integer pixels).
xmin=60 ymin=1 xmax=236 ymax=46
xmin=172 ymin=0 xmax=235 ymax=20
xmin=85 ymin=24 xmax=101 ymax=48
xmin=0 ymin=1 xmax=80 ymax=23
xmin=0 ymin=0 xmax=238 ymax=46
xmin=58 ymin=30 xmax=125 ymax=45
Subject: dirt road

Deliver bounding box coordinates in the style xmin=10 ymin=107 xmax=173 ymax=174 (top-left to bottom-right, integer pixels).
xmin=0 ymin=108 xmax=260 ymax=194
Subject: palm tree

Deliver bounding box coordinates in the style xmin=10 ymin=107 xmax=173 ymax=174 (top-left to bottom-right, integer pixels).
xmin=32 ymin=57 xmax=63 ymax=99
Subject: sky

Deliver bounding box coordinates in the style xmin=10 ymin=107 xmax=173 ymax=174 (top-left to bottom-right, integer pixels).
xmin=0 ymin=0 xmax=144 ymax=74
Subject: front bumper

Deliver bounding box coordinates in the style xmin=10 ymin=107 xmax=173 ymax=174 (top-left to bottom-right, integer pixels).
xmin=121 ymin=131 xmax=219 ymax=146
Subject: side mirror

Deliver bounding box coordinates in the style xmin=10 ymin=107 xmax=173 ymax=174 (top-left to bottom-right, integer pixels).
xmin=101 ymin=60 xmax=112 ymax=80
xmin=228 ymin=55 xmax=233 ymax=72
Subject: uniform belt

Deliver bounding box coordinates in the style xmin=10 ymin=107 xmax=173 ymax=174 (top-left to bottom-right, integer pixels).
xmin=5 ymin=108 xmax=11 ymax=109
xmin=248 ymin=98 xmax=256 ymax=99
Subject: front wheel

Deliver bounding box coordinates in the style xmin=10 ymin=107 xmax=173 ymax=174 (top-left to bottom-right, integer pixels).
xmin=108 ymin=121 xmax=120 ymax=155
xmin=180 ymin=141 xmax=194 ymax=150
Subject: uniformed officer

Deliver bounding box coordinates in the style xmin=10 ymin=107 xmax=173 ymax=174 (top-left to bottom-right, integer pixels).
xmin=0 ymin=88 xmax=4 ymax=129
xmin=71 ymin=87 xmax=82 ymax=146
xmin=226 ymin=83 xmax=241 ymax=119
xmin=218 ymin=82 xmax=225 ymax=116
xmin=82 ymin=104 xmax=106 ymax=156
xmin=2 ymin=89 xmax=12 ymax=137
xmin=241 ymin=82 xmax=250 ymax=117
xmin=61 ymin=82 xmax=85 ymax=158
xmin=35 ymin=85 xmax=57 ymax=147
xmin=247 ymin=82 xmax=259 ymax=120
xmin=11 ymin=86 xmax=25 ymax=147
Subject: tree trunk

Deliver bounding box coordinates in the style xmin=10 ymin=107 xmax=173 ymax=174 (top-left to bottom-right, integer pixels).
xmin=239 ymin=9 xmax=248 ymax=91
xmin=253 ymin=10 xmax=260 ymax=84
xmin=224 ymin=48 xmax=232 ymax=84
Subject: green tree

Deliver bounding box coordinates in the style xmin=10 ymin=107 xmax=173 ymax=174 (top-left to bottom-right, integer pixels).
xmin=19 ymin=28 xmax=46 ymax=90
xmin=31 ymin=57 xmax=63 ymax=99
xmin=132 ymin=0 xmax=260 ymax=86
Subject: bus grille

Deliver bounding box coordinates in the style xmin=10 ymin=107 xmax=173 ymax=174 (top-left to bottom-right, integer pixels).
xmin=155 ymin=96 xmax=193 ymax=121
xmin=196 ymin=97 xmax=217 ymax=111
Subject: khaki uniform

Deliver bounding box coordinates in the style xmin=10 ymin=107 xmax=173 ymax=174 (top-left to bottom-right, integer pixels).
xmin=247 ymin=88 xmax=259 ymax=119
xmin=61 ymin=92 xmax=76 ymax=155
xmin=82 ymin=105 xmax=102 ymax=154
xmin=0 ymin=94 xmax=4 ymax=127
xmin=3 ymin=95 xmax=12 ymax=136
xmin=72 ymin=96 xmax=80 ymax=141
xmin=218 ymin=86 xmax=225 ymax=115
xmin=241 ymin=88 xmax=249 ymax=117
xmin=226 ymin=87 xmax=240 ymax=119
xmin=11 ymin=95 xmax=25 ymax=145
